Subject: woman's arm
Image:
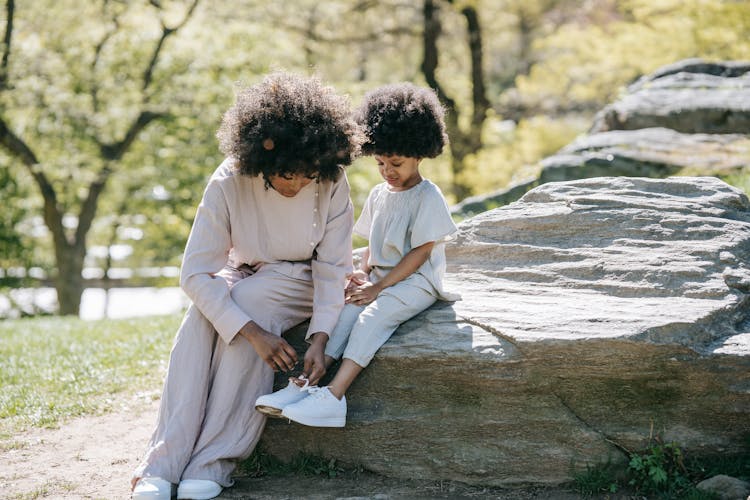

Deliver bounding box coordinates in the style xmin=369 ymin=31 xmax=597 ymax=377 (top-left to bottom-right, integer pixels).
xmin=308 ymin=174 xmax=355 ymax=339
xmin=180 ymin=166 xmax=297 ymax=371
xmin=304 ymin=174 xmax=355 ymax=384
xmin=180 ymin=174 xmax=252 ymax=344
xmin=346 ymin=241 xmax=434 ymax=306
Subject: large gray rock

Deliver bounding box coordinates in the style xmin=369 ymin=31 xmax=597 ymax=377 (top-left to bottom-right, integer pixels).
xmin=259 ymin=176 xmax=750 ymax=486
xmin=451 ymin=128 xmax=750 ymax=217
xmin=590 ymin=59 xmax=750 ymax=134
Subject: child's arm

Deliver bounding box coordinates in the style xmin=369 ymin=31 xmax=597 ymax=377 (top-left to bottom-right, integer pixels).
xmin=346 ymin=241 xmax=434 ymax=306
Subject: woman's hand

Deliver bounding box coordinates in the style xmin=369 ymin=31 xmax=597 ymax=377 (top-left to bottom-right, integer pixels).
xmin=302 ymin=332 xmax=328 ymax=385
xmin=346 ymin=281 xmax=381 ymax=306
xmin=239 ymin=321 xmax=297 ymax=372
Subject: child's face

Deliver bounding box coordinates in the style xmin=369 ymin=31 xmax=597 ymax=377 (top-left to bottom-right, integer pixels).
xmin=375 ymin=155 xmax=422 ymax=191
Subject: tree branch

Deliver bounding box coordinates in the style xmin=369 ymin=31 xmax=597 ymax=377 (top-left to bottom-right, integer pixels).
xmin=279 ymin=20 xmax=417 ymax=44
xmin=87 ymin=0 xmax=196 ymax=244
xmin=142 ymin=22 xmax=172 ymax=92
xmin=142 ymin=0 xmax=200 ymax=92
xmin=75 ymin=163 xmax=112 ymax=248
xmin=99 ymin=110 xmax=163 ymax=161
xmin=0 ymin=115 xmax=37 ymax=167
xmin=1 ymin=0 xmax=14 ymax=91
xmin=0 ymin=116 xmax=68 ymax=246
xmin=90 ymin=1 xmax=123 ymax=112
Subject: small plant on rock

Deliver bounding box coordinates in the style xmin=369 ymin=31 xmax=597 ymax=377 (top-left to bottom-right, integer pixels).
xmin=627 ymin=438 xmax=691 ymax=495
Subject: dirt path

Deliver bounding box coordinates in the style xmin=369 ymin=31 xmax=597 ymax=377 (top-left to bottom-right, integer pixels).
xmin=0 ymin=400 xmax=159 ymax=500
xmin=0 ymin=402 xmax=589 ymax=500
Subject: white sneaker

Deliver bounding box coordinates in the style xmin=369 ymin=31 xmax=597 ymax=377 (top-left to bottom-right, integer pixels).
xmin=132 ymin=477 xmax=173 ymax=499
xmin=255 ymin=376 xmax=311 ymax=417
xmin=176 ymin=479 xmax=222 ymax=499
xmin=281 ymin=386 xmax=346 ymax=427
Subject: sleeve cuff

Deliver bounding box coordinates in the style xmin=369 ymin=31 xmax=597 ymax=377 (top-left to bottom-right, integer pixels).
xmin=214 ymin=305 xmax=252 ymax=345
xmin=306 ymin=313 xmax=337 ymax=341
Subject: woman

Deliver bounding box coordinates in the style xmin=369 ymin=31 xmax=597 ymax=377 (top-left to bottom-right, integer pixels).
xmin=131 ymin=72 xmax=362 ymax=500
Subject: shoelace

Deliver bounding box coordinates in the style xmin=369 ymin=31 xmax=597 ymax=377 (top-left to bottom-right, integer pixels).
xmin=294 ymin=374 xmax=310 ymax=391
xmin=303 ymin=386 xmax=329 ymax=399
xmin=291 ymin=375 xmax=331 ymax=399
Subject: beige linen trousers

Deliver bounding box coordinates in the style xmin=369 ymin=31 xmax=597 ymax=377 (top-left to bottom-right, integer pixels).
xmin=133 ymin=159 xmax=353 ymax=487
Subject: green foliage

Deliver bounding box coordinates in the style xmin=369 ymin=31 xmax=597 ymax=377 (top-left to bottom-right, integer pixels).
xmin=573 ymin=434 xmax=747 ymax=498
xmin=573 ymin=462 xmax=619 ymax=496
xmin=460 ymin=115 xmax=586 ymax=196
xmin=627 ymin=440 xmax=692 ymax=495
xmin=3 ymin=0 xmax=750 ymax=295
xmin=241 ymin=445 xmax=345 ymax=479
xmin=517 ymin=0 xmax=750 ymax=113
xmin=0 ymin=314 xmax=179 ymax=438
xmin=718 ymin=169 xmax=750 ymax=197
xmin=0 ymin=164 xmax=33 ymax=274
xmin=683 ymin=436 xmax=750 ymax=484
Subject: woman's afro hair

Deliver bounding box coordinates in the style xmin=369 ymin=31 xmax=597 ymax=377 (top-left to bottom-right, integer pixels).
xmin=217 ymin=72 xmax=363 ymax=181
xmin=356 ymin=83 xmax=448 ymax=159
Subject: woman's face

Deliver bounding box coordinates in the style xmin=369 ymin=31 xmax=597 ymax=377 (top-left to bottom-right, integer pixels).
xmin=267 ymin=173 xmax=316 ymax=197
xmin=375 ymin=155 xmax=422 ymax=191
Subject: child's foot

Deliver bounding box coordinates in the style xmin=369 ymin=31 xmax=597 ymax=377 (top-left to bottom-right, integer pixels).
xmin=281 ymin=386 xmax=346 ymax=427
xmin=255 ymin=376 xmax=311 ymax=417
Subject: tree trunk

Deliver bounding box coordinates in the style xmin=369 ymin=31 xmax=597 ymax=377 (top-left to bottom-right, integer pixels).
xmin=446 ymin=128 xmax=473 ymax=201
xmin=54 ymin=243 xmax=85 ymax=316
xmin=422 ymin=0 xmax=488 ymax=202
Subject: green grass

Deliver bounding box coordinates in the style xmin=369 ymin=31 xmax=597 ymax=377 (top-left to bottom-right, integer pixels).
xmin=721 ymin=169 xmax=750 ymax=196
xmin=240 ymin=445 xmax=348 ymax=479
xmin=573 ymin=462 xmax=620 ymax=496
xmin=0 ymin=314 xmax=179 ymax=439
xmin=8 ymin=480 xmax=76 ymax=500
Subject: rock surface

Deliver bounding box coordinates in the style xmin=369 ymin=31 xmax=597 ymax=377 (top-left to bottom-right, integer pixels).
xmin=452 ymin=59 xmax=750 ymax=218
xmin=590 ymin=59 xmax=750 ymax=134
xmin=260 ymin=176 xmax=750 ymax=486
xmin=696 ymin=474 xmax=750 ymax=500
xmin=452 ymin=128 xmax=750 ymax=217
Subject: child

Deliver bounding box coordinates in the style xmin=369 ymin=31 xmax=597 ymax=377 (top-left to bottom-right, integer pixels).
xmin=254 ymin=83 xmax=457 ymax=427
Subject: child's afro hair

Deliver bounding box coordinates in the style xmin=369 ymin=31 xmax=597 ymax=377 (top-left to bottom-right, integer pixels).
xmin=217 ymin=72 xmax=363 ymax=181
xmin=356 ymin=83 xmax=448 ymax=159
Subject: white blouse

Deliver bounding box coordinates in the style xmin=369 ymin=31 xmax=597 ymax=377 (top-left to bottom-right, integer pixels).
xmin=180 ymin=158 xmax=354 ymax=344
xmin=355 ymin=179 xmax=458 ymax=302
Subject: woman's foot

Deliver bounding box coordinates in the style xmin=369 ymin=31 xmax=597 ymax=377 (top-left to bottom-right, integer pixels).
xmin=281 ymin=386 xmax=346 ymax=427
xmin=132 ymin=477 xmax=173 ymax=499
xmin=177 ymin=479 xmax=222 ymax=499
xmin=254 ymin=376 xmax=312 ymax=417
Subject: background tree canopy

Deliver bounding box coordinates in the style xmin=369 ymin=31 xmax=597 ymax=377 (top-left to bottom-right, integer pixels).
xmin=1 ymin=0 xmax=748 ymax=315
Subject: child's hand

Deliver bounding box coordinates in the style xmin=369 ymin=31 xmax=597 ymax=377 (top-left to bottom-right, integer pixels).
xmin=350 ymin=269 xmax=369 ymax=284
xmin=345 ymin=270 xmax=369 ymax=293
xmin=346 ymin=282 xmax=381 ymax=306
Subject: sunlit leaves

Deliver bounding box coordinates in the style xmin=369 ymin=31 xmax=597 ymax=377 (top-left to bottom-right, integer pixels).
xmin=516 ymin=0 xmax=750 ymax=112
